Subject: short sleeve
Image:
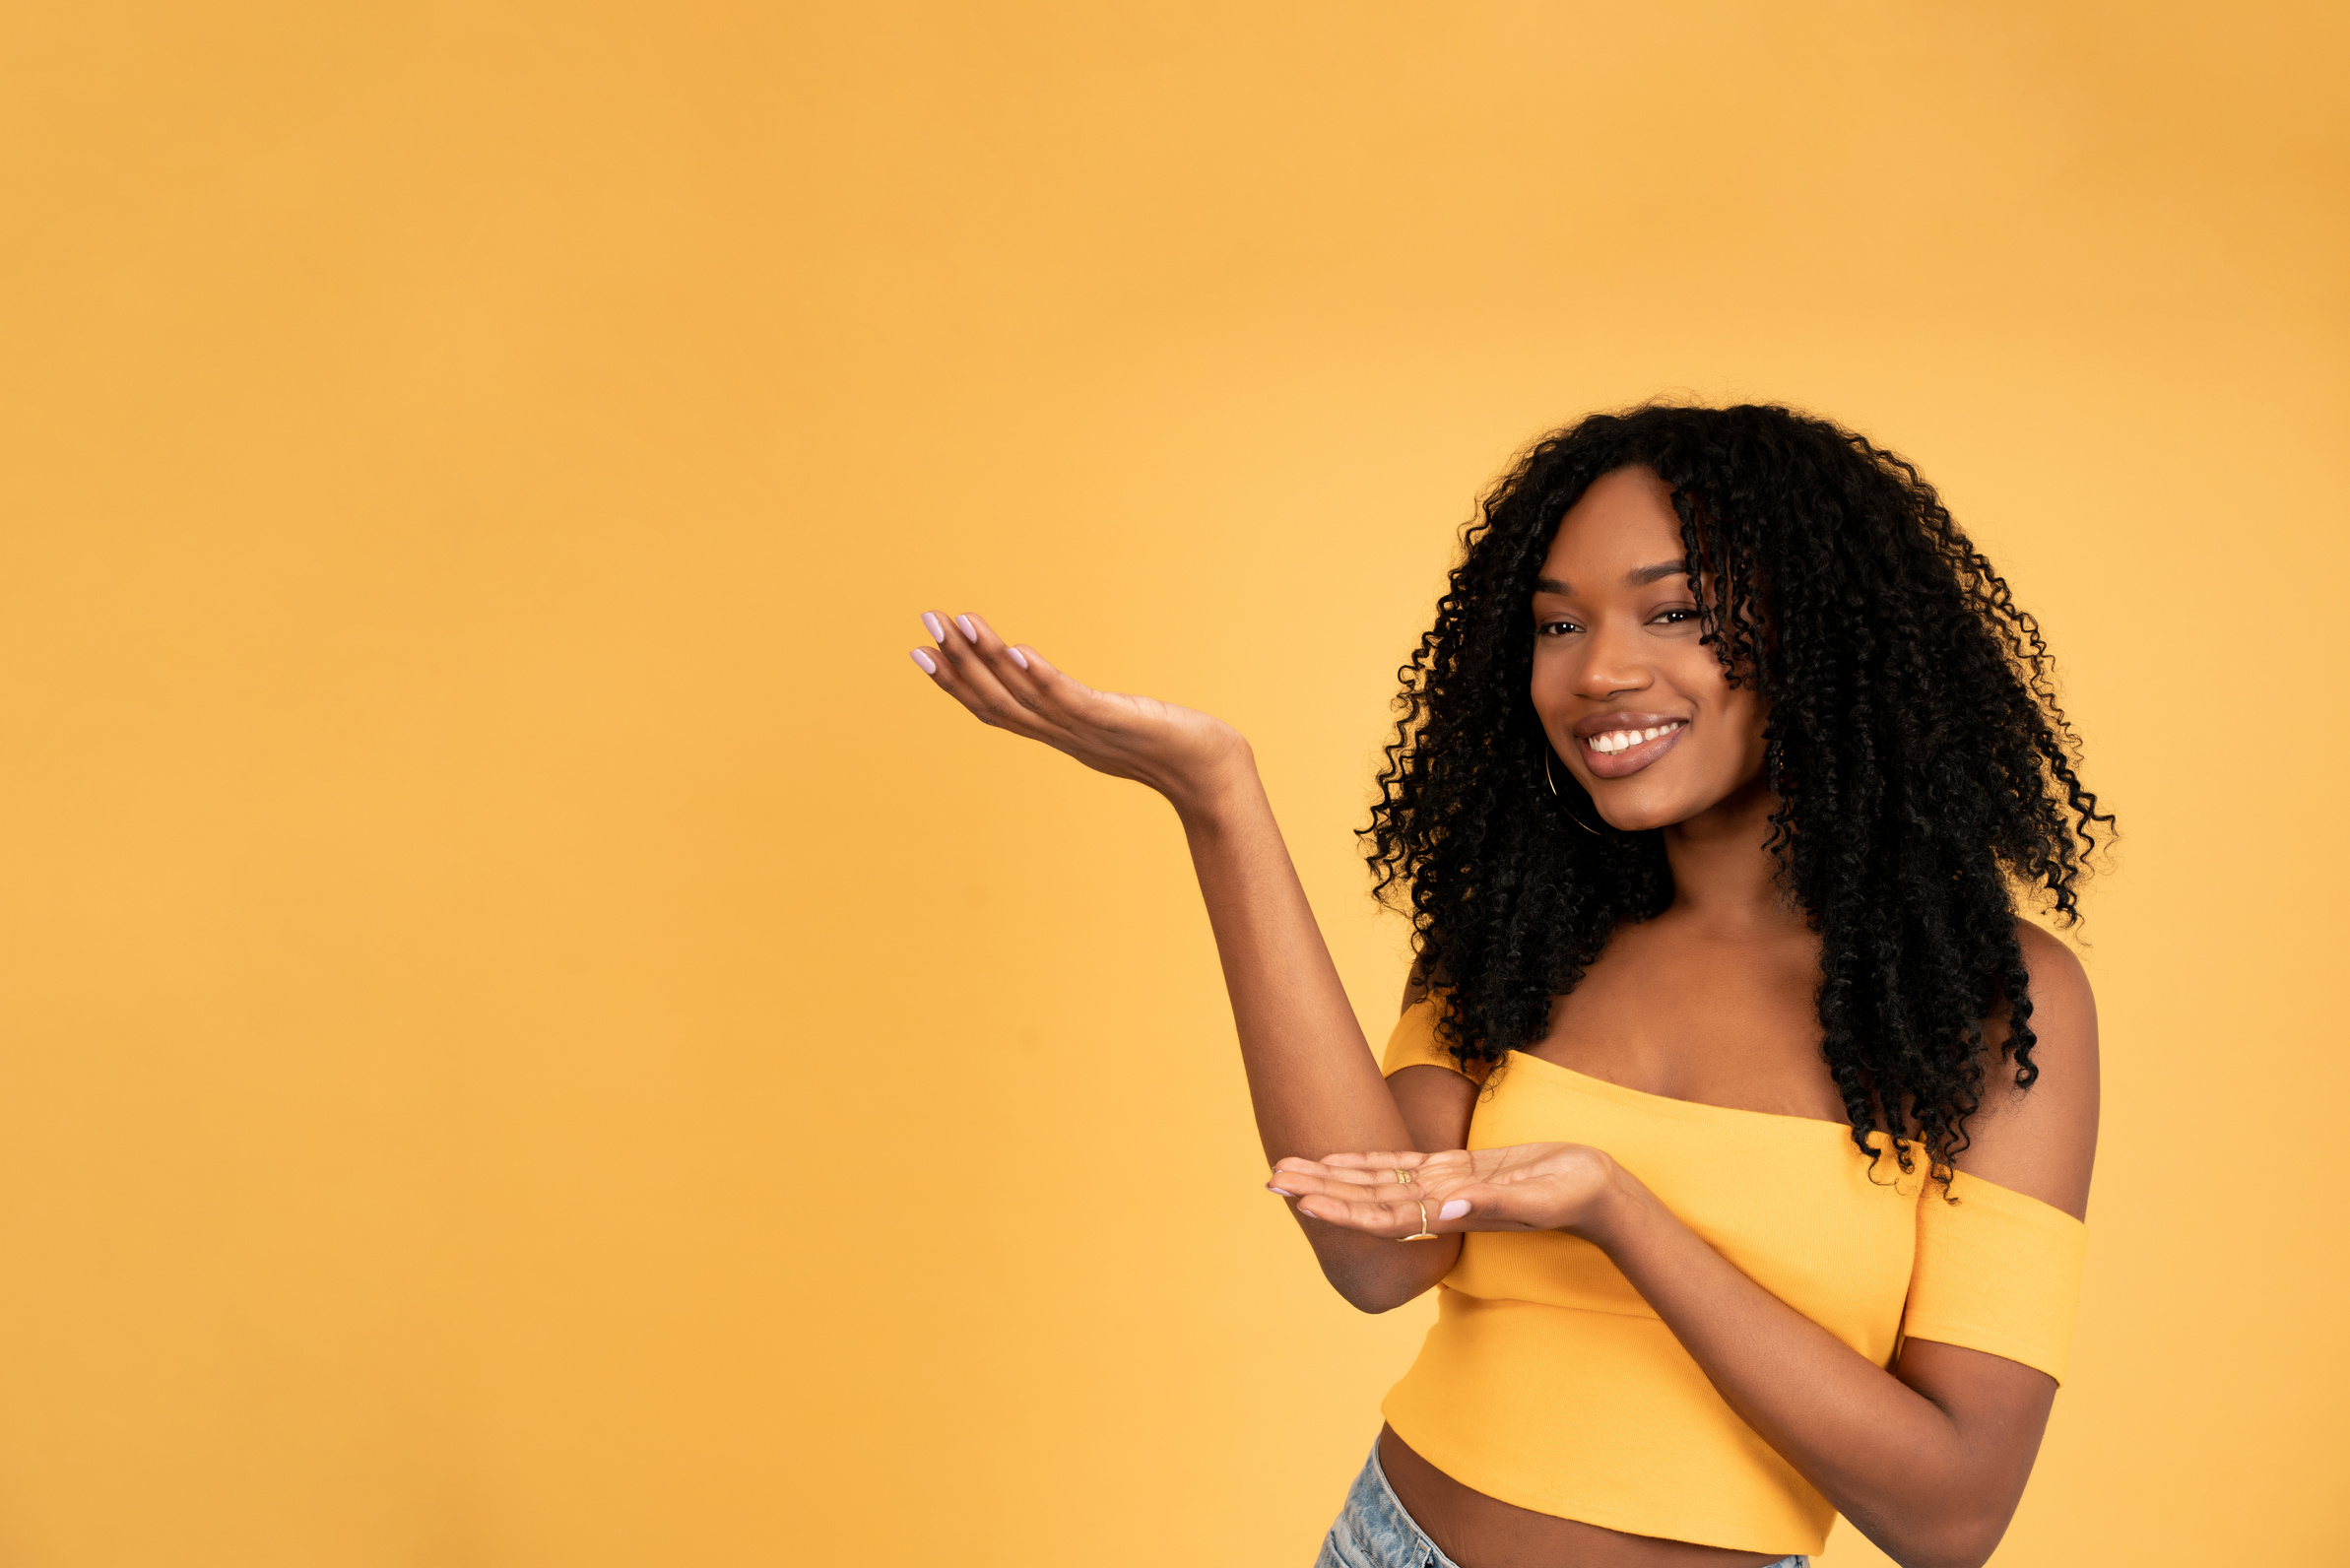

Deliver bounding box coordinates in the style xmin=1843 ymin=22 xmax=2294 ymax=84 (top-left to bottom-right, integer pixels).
xmin=1900 ymin=1170 xmax=2087 ymax=1384
xmin=1379 ymin=997 xmax=1491 ymax=1083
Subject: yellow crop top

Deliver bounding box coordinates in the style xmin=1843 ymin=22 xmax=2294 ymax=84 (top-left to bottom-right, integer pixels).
xmin=1378 ymin=1000 xmax=2086 ymax=1559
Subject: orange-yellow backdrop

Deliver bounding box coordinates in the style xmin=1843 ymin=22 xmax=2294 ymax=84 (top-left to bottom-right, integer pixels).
xmin=1 ymin=3 xmax=2342 ymax=1565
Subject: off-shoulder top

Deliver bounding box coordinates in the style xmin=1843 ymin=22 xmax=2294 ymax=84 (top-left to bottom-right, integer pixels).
xmin=1378 ymin=999 xmax=2086 ymax=1559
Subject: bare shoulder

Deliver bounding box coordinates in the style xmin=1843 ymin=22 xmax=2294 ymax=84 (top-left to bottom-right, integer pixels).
xmin=2011 ymin=919 xmax=2094 ymax=1028
xmin=1951 ymin=919 xmax=2101 ymax=1219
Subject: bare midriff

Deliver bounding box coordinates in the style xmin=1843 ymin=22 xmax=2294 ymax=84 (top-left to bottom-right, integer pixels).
xmin=1377 ymin=1426 xmax=1788 ymax=1568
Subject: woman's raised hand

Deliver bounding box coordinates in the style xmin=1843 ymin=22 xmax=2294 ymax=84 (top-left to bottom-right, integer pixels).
xmin=910 ymin=611 xmax=1251 ymax=810
xmin=1266 ymin=1143 xmax=1624 ymax=1239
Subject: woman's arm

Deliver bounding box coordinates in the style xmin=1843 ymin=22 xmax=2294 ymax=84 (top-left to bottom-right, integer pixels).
xmin=914 ymin=611 xmax=1467 ymax=1308
xmin=1594 ymin=928 xmax=2095 ymax=1568
xmin=1274 ymin=926 xmax=2098 ymax=1567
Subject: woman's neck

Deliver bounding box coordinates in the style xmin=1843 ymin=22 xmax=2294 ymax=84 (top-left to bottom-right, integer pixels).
xmin=1659 ymin=777 xmax=1804 ymax=939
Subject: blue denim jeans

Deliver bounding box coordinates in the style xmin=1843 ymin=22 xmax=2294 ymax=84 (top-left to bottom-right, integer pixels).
xmin=1314 ymin=1438 xmax=1808 ymax=1568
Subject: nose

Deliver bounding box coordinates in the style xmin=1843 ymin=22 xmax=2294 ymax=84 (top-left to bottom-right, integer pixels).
xmin=1573 ymin=617 xmax=1653 ymax=700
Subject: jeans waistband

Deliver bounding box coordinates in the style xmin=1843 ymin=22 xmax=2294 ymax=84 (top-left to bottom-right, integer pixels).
xmin=1322 ymin=1437 xmax=1809 ymax=1568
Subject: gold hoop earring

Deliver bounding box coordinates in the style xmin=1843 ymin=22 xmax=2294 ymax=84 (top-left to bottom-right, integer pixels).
xmin=1543 ymin=748 xmax=1604 ymax=836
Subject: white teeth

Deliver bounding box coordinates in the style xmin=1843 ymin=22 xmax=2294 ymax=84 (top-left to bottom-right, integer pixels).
xmin=1586 ymin=722 xmax=1681 ymax=755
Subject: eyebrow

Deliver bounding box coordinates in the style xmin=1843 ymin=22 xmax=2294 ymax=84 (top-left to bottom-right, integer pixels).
xmin=1534 ymin=558 xmax=1689 ymax=595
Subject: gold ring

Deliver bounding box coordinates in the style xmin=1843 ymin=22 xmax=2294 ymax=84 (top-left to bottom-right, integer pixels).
xmin=1401 ymin=1199 xmax=1436 ymax=1242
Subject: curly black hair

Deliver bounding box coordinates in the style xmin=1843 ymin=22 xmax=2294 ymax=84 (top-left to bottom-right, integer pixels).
xmin=1363 ymin=403 xmax=2113 ymax=1185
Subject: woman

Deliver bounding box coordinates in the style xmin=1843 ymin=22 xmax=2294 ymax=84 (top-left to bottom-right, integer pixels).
xmin=907 ymin=403 xmax=2108 ymax=1568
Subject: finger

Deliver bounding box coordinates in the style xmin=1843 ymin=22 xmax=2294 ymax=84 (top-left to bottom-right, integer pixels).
xmin=1320 ymin=1150 xmax=1429 ymax=1173
xmin=912 ymin=614 xmax=1110 ymax=747
xmin=1273 ymin=1155 xmax=1385 ymax=1180
xmin=907 ymin=610 xmax=954 ymax=679
xmin=945 ymin=610 xmax=1115 ymax=744
xmin=1270 ymin=1175 xmax=1452 ymax=1235
xmin=1273 ymin=1155 xmax=1417 ymax=1192
xmin=952 ymin=613 xmax=1054 ymax=717
xmin=1291 ymin=1192 xmax=1429 ymax=1238
xmin=1263 ymin=1166 xmax=1353 ymax=1201
xmin=1268 ymin=1164 xmax=1387 ymax=1198
xmin=1267 ymin=1167 xmax=1415 ymax=1210
xmin=917 ymin=610 xmax=1054 ymax=738
xmin=979 ymin=631 xmax=1130 ymax=732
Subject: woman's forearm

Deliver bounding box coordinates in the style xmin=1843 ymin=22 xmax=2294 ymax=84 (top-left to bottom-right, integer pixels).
xmin=1584 ymin=1175 xmax=2030 ymax=1568
xmin=1173 ymin=752 xmax=1407 ymax=1162
xmin=1174 ymin=757 xmax=1458 ymax=1308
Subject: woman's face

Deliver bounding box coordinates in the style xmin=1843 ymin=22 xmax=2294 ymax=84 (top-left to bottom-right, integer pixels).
xmin=1529 ymin=466 xmax=1769 ymax=831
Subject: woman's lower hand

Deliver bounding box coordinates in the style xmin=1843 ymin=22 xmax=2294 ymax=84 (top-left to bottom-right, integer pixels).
xmin=908 ymin=610 xmax=1251 ymax=812
xmin=1267 ymin=1143 xmax=1625 ymax=1239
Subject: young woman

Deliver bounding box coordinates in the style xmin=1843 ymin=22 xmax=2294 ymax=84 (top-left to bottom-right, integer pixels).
xmin=907 ymin=404 xmax=2108 ymax=1568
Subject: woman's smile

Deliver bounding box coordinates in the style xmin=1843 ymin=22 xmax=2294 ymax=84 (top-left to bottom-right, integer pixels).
xmin=1526 ymin=466 xmax=1770 ymax=828
xmin=1575 ymin=712 xmax=1688 ymax=777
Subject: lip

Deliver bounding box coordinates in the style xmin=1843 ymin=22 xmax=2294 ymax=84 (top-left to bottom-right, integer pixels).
xmin=1570 ymin=712 xmax=1690 ymax=780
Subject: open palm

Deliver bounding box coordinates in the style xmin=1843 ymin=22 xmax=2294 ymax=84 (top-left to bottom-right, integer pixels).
xmin=909 ymin=610 xmax=1247 ymax=804
xmin=1268 ymin=1143 xmax=1619 ymax=1239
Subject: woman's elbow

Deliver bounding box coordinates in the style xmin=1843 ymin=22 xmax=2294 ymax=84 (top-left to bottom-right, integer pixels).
xmin=1323 ymin=1262 xmax=1427 ymax=1315
xmin=1346 ymin=1282 xmax=1429 ymax=1315
xmin=1308 ymin=1245 xmax=1437 ymax=1314
xmin=1292 ymin=1217 xmax=1451 ymax=1312
xmin=1948 ymin=1516 xmax=2018 ymax=1568
xmin=1882 ymin=1508 xmax=2014 ymax=1568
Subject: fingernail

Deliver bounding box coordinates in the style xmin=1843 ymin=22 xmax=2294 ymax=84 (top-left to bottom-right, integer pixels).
xmin=922 ymin=612 xmax=947 ymax=642
xmin=955 ymin=614 xmax=978 ymax=643
xmin=1268 ymin=1185 xmax=1298 ymax=1197
xmin=1007 ymin=645 xmax=1029 ymax=670
xmin=1438 ymin=1200 xmax=1470 ymax=1220
xmin=909 ymin=648 xmax=938 ymax=674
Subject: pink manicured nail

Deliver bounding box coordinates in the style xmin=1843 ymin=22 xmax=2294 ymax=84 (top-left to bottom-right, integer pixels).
xmin=1007 ymin=646 xmax=1029 ymax=670
xmin=955 ymin=614 xmax=978 ymax=643
xmin=921 ymin=612 xmax=947 ymax=642
xmin=1438 ymin=1200 xmax=1470 ymax=1220
xmin=909 ymin=648 xmax=938 ymax=674
xmin=1268 ymin=1185 xmax=1298 ymax=1197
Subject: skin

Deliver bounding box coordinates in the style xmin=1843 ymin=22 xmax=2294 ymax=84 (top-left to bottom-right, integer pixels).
xmin=908 ymin=465 xmax=2100 ymax=1568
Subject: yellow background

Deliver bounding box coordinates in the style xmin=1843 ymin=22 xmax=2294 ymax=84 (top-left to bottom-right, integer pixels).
xmin=2 ymin=3 xmax=2342 ymax=1564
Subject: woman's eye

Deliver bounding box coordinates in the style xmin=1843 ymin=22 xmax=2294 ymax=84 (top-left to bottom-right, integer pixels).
xmin=1652 ymin=608 xmax=1697 ymax=625
xmin=1536 ymin=619 xmax=1582 ymax=636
